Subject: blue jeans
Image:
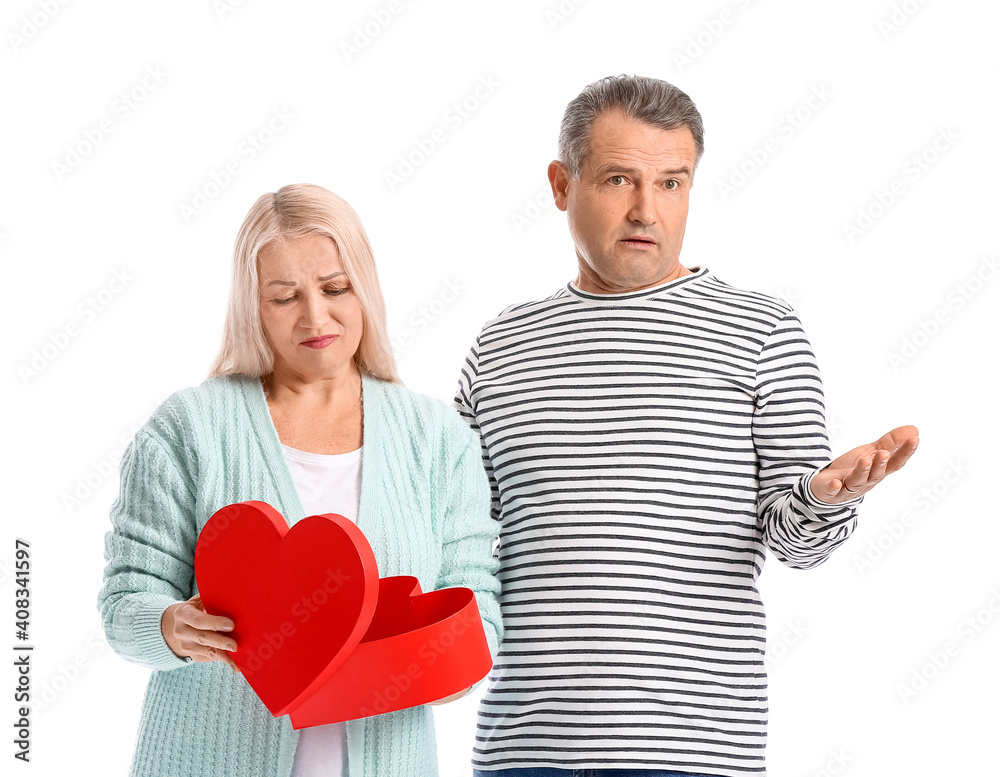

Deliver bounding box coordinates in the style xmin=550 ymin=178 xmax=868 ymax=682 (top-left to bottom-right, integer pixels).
xmin=473 ymin=770 xmax=712 ymax=777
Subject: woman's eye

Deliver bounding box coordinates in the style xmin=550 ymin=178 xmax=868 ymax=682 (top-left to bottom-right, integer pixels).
xmin=273 ymin=297 xmax=294 ymax=305
xmin=325 ymin=287 xmax=349 ymax=296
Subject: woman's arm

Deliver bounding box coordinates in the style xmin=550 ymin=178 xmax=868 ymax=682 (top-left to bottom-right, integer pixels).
xmin=97 ymin=428 xmax=207 ymax=671
xmin=433 ymin=413 xmax=503 ymax=661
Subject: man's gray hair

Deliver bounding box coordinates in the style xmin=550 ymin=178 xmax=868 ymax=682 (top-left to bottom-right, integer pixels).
xmin=558 ymin=74 xmax=705 ymax=178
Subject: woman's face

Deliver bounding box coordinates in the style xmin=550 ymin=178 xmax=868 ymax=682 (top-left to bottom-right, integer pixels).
xmin=257 ymin=234 xmax=364 ymax=383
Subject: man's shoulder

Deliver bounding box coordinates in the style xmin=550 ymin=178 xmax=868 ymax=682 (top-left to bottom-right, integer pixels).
xmin=686 ymin=272 xmax=795 ymax=317
xmin=480 ymin=286 xmax=576 ymax=340
xmin=477 ymin=286 xmax=575 ymax=334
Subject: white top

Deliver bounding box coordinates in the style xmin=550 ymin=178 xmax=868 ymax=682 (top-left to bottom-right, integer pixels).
xmin=283 ymin=444 xmax=363 ymax=777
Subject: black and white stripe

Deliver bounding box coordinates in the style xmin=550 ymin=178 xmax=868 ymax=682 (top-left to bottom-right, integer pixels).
xmin=453 ymin=268 xmax=859 ymax=776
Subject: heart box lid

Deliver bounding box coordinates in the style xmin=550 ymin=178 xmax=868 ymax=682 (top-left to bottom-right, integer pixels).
xmin=194 ymin=500 xmax=493 ymax=727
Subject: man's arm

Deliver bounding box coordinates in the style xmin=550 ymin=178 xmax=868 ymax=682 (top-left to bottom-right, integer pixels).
xmin=453 ymin=336 xmax=502 ymax=524
xmin=753 ymin=310 xmax=866 ymax=569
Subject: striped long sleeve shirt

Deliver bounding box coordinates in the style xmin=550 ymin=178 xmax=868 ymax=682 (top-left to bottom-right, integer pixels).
xmin=453 ymin=268 xmax=861 ymax=776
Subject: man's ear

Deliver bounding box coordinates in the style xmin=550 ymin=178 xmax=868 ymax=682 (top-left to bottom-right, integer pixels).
xmin=548 ymin=160 xmax=572 ymax=212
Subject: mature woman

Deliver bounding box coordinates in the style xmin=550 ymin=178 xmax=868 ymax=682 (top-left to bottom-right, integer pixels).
xmin=98 ymin=184 xmax=501 ymax=777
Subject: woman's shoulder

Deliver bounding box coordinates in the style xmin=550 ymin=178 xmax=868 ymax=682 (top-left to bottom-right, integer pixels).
xmin=139 ymin=374 xmax=257 ymax=443
xmin=365 ymin=376 xmax=470 ymax=437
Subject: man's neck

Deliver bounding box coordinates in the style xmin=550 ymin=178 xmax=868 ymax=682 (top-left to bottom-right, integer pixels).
xmin=574 ymin=264 xmax=695 ymax=294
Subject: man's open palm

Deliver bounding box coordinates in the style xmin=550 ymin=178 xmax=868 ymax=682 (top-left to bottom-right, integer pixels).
xmin=809 ymin=425 xmax=920 ymax=504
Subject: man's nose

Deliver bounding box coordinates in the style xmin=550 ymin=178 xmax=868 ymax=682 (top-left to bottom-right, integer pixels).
xmin=627 ymin=185 xmax=656 ymax=225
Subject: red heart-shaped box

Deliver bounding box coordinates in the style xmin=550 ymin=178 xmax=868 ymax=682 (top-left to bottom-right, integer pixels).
xmin=194 ymin=501 xmax=493 ymax=727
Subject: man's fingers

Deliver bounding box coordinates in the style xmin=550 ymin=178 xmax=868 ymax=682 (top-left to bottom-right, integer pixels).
xmin=873 ymin=426 xmax=919 ymax=455
xmin=814 ymin=427 xmax=919 ymax=504
xmin=843 ymin=458 xmax=873 ymax=492
xmin=867 ymin=451 xmax=890 ymax=482
xmin=884 ymin=436 xmax=920 ymax=475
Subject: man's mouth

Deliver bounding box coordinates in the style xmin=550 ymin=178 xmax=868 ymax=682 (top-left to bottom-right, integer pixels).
xmin=621 ymin=237 xmax=657 ymax=247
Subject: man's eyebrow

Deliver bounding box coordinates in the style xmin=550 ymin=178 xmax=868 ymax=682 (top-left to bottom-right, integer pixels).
xmin=594 ymin=163 xmax=692 ymax=178
xmin=264 ymin=271 xmax=345 ymax=287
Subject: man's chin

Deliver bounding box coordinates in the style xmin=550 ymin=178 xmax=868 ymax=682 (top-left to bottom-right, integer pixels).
xmin=595 ymin=260 xmax=685 ymax=293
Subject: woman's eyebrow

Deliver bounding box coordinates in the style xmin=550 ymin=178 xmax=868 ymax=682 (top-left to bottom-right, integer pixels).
xmin=264 ymin=271 xmax=345 ymax=287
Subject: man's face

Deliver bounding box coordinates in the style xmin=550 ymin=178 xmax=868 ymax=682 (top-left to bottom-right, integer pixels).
xmin=549 ymin=109 xmax=698 ymax=294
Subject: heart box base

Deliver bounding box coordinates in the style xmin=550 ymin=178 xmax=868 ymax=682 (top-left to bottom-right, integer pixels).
xmin=194 ymin=501 xmax=493 ymax=727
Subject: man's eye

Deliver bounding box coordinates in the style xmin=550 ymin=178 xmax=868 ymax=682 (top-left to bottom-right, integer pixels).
xmin=665 ymin=180 xmax=679 ymax=190
xmin=609 ymin=175 xmax=626 ymax=185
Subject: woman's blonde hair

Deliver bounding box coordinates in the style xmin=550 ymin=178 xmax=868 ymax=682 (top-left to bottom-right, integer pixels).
xmin=208 ymin=184 xmax=400 ymax=383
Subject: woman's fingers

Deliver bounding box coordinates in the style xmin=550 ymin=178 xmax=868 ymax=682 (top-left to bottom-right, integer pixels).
xmin=162 ymin=597 xmax=238 ymax=667
xmin=178 ymin=606 xmax=237 ymax=660
xmin=178 ymin=602 xmax=234 ymax=636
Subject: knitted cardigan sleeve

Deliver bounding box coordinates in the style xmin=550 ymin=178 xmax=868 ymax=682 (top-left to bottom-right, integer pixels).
xmin=433 ymin=407 xmax=503 ymax=659
xmin=98 ymin=402 xmax=199 ymax=672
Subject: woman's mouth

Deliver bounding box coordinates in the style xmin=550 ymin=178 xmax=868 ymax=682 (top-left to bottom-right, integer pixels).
xmin=300 ymin=335 xmax=338 ymax=349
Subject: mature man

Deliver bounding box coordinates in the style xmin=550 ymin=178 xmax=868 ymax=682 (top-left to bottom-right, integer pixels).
xmin=453 ymin=75 xmax=918 ymax=777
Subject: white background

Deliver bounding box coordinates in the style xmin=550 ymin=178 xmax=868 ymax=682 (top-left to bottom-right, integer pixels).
xmin=2 ymin=0 xmax=998 ymax=774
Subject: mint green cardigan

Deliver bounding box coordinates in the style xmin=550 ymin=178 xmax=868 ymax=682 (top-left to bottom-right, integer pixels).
xmin=98 ymin=374 xmax=502 ymax=777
